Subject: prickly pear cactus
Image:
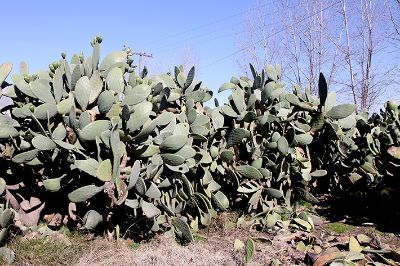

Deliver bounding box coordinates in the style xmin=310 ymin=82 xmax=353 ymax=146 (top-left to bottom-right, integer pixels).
xmin=0 ymin=203 xmax=14 ymax=247
xmin=0 ymin=37 xmax=224 ymax=240
xmin=0 ymin=37 xmax=399 ymax=243
xmin=211 ymin=65 xmax=337 ymax=229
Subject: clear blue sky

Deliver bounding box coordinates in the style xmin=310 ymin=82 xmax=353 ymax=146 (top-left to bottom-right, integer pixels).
xmin=0 ymin=0 xmax=255 ymax=105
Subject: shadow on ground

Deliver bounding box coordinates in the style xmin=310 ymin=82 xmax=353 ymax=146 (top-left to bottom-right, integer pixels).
xmin=316 ymin=190 xmax=400 ymax=234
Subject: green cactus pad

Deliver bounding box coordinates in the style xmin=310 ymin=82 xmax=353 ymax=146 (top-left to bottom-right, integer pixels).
xmin=32 ymin=135 xmax=56 ymax=150
xmin=236 ymin=165 xmax=263 ymax=180
xmin=326 ymin=104 xmax=356 ymax=120
xmin=79 ymin=120 xmax=111 ymax=141
xmin=141 ymin=201 xmax=161 ymax=218
xmin=68 ymin=185 xmax=103 ymax=203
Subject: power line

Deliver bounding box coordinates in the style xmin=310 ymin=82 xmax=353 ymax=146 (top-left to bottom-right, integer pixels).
xmin=136 ymin=1 xmax=273 ymax=50
xmin=147 ymin=1 xmax=287 ymax=58
xmin=198 ymin=0 xmax=342 ymax=71
xmin=150 ymin=24 xmax=236 ymax=54
xmin=150 ymin=1 xmax=285 ymax=55
xmin=132 ymin=52 xmax=153 ymax=76
xmin=151 ymin=28 xmax=237 ymax=55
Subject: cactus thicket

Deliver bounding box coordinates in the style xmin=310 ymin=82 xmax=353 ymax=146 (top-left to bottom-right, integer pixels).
xmin=0 ymin=38 xmax=399 ymax=248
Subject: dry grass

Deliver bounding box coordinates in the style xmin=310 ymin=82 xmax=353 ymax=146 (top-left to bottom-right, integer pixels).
xmin=77 ymin=235 xmax=236 ymax=266
xmin=1 ymin=213 xmax=305 ymax=266
xmin=77 ymin=213 xmax=304 ymax=266
xmin=76 ymin=230 xmax=305 ymax=266
xmin=4 ymin=212 xmax=398 ymax=266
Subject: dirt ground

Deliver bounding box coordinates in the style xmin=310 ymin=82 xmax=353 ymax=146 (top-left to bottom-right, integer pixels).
xmin=76 ymin=224 xmax=400 ymax=266
xmin=5 ymin=213 xmax=400 ymax=266
xmin=76 ymin=230 xmax=303 ymax=266
xmin=76 ymin=229 xmax=304 ymax=266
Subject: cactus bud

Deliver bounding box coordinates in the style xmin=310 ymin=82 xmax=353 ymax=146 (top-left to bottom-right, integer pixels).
xmin=387 ymin=100 xmax=398 ymax=113
xmin=151 ymin=96 xmax=158 ymax=104
xmin=61 ymin=52 xmax=66 ymax=59
xmin=52 ymin=61 xmax=59 ymax=69
xmin=96 ymin=36 xmax=103 ymax=43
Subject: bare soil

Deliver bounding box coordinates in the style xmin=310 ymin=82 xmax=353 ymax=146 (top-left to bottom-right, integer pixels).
xmin=5 ymin=213 xmax=400 ymax=266
xmin=77 ymin=229 xmax=305 ymax=266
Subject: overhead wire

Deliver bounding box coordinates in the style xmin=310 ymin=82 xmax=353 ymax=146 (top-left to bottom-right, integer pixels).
xmin=198 ymin=0 xmax=342 ymax=71
xmin=149 ymin=0 xmax=287 ymax=55
xmin=136 ymin=1 xmax=273 ymax=50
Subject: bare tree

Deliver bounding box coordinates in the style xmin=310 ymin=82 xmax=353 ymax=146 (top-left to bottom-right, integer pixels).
xmin=236 ymin=0 xmax=399 ymax=111
xmin=235 ymin=0 xmax=283 ymax=76
xmin=359 ymin=0 xmax=375 ymax=109
xmin=389 ymin=0 xmax=400 ymax=42
xmin=179 ymin=46 xmax=200 ymax=73
xmin=144 ymin=46 xmax=200 ymax=75
xmin=388 ymin=0 xmax=400 ymax=92
xmin=338 ymin=0 xmax=396 ymax=110
xmin=237 ymin=0 xmax=343 ymax=94
xmin=341 ymin=0 xmax=358 ymax=107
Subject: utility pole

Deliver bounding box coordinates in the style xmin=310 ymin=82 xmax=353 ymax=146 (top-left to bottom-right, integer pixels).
xmin=133 ymin=52 xmax=153 ymax=76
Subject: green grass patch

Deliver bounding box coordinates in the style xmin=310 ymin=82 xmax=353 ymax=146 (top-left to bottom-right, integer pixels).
xmin=325 ymin=222 xmax=353 ymax=234
xmin=6 ymin=234 xmax=88 ymax=266
xmin=129 ymin=242 xmax=141 ymax=249
xmin=224 ymin=221 xmax=237 ymax=230
xmin=193 ymin=234 xmax=208 ymax=243
xmin=298 ymin=199 xmax=314 ymax=209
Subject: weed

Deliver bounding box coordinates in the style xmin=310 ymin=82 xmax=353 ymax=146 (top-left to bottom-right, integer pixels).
xmin=129 ymin=242 xmax=141 ymax=249
xmin=7 ymin=234 xmax=87 ymax=266
xmin=325 ymin=222 xmax=353 ymax=234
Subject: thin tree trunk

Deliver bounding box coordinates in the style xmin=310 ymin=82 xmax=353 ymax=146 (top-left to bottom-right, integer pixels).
xmin=342 ymin=0 xmax=358 ymax=108
xmin=365 ymin=0 xmax=373 ymax=109
xmin=319 ymin=0 xmax=323 ymax=76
